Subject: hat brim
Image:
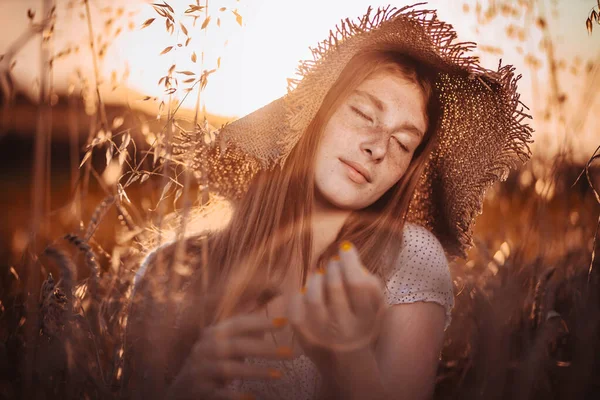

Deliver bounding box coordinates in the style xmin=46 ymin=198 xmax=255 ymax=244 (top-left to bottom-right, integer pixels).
xmin=173 ymin=4 xmax=533 ymax=259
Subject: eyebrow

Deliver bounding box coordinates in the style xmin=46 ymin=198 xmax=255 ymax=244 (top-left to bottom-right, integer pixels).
xmin=391 ymin=123 xmax=425 ymax=140
xmin=354 ymin=89 xmax=385 ymax=112
xmin=353 ymin=89 xmax=425 ymax=140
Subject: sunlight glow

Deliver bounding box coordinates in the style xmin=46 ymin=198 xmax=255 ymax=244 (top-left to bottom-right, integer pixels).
xmin=0 ymin=0 xmax=598 ymax=159
xmin=110 ymin=0 xmax=248 ymax=116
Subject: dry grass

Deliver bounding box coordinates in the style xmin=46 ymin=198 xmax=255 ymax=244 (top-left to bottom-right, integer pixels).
xmin=1 ymin=143 xmax=599 ymax=400
xmin=434 ymin=154 xmax=600 ymax=400
xmin=1 ymin=0 xmax=600 ymax=399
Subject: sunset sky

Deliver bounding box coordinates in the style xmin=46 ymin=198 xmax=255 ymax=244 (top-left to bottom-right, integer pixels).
xmin=1 ymin=0 xmax=599 ymax=160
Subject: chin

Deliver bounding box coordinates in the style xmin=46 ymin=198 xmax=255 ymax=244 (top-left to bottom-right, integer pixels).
xmin=314 ymin=166 xmax=377 ymax=210
xmin=319 ymin=187 xmax=372 ymax=210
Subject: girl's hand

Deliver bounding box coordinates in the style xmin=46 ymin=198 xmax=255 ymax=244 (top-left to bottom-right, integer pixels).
xmin=287 ymin=241 xmax=386 ymax=366
xmin=167 ymin=313 xmax=292 ymax=400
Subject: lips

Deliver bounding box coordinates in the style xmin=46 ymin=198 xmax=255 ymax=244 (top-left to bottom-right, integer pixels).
xmin=340 ymin=159 xmax=372 ymax=183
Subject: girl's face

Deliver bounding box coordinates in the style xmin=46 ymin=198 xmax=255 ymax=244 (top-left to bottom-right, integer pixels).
xmin=314 ymin=70 xmax=428 ymax=210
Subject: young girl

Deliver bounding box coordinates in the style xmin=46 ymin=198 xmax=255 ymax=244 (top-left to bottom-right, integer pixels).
xmin=127 ymin=5 xmax=532 ymax=400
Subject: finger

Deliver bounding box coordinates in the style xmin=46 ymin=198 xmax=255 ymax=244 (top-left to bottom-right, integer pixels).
xmin=179 ymin=384 xmax=256 ymax=400
xmin=306 ymin=270 xmax=325 ymax=302
xmin=206 ymin=359 xmax=283 ymax=381
xmin=168 ymin=382 xmax=252 ymax=400
xmin=203 ymin=336 xmax=294 ymax=360
xmin=305 ymin=270 xmax=328 ymax=324
xmin=166 ymin=364 xmax=237 ymax=400
xmin=325 ymin=256 xmax=351 ymax=316
xmin=211 ymin=313 xmax=288 ymax=339
xmin=287 ymin=290 xmax=306 ymax=329
xmin=338 ymin=241 xmax=383 ymax=314
xmin=208 ymin=388 xmax=257 ymax=400
xmin=338 ymin=241 xmax=370 ymax=311
xmin=338 ymin=240 xmax=367 ymax=280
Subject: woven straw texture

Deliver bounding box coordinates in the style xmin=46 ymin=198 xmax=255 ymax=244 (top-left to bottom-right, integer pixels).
xmin=173 ymin=3 xmax=533 ymax=259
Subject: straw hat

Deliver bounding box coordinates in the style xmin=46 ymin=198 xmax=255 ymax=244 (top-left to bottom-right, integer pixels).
xmin=173 ymin=3 xmax=533 ymax=259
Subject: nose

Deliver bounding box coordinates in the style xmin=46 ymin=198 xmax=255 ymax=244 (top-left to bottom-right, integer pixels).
xmin=360 ymin=135 xmax=389 ymax=162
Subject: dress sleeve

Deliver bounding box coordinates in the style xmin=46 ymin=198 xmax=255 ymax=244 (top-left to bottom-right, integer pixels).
xmin=383 ymin=223 xmax=455 ymax=330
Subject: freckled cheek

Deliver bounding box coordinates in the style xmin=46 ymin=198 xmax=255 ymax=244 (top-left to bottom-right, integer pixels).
xmin=320 ymin=127 xmax=356 ymax=160
xmin=376 ymin=159 xmax=410 ymax=190
xmin=389 ymin=155 xmax=410 ymax=176
xmin=328 ymin=117 xmax=359 ymax=140
xmin=321 ymin=126 xmax=344 ymax=150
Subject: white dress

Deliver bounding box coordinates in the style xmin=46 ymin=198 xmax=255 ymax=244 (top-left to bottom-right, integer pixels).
xmin=228 ymin=223 xmax=455 ymax=399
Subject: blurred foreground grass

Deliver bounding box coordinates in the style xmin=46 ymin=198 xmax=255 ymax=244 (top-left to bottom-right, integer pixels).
xmin=1 ymin=127 xmax=599 ymax=399
xmin=1 ymin=0 xmax=599 ymax=397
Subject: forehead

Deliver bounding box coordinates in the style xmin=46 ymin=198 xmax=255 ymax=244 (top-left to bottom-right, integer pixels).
xmin=355 ymin=70 xmax=425 ymax=107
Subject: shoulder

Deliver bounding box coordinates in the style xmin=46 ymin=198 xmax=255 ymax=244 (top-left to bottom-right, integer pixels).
xmin=383 ymin=223 xmax=454 ymax=329
xmin=397 ymin=223 xmax=446 ymax=263
xmin=125 ymin=235 xmax=212 ymax=387
xmin=132 ymin=233 xmax=212 ymax=301
xmin=134 ymin=240 xmax=176 ymax=287
xmin=136 ymin=232 xmax=217 ymax=277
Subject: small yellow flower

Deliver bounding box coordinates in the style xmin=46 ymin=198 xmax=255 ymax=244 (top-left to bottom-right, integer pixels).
xmin=272 ymin=317 xmax=288 ymax=328
xmin=268 ymin=368 xmax=283 ymax=379
xmin=340 ymin=241 xmax=353 ymax=252
xmin=276 ymin=345 xmax=293 ymax=358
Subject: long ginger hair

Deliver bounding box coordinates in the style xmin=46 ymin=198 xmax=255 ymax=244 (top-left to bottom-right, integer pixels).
xmin=128 ymin=50 xmax=442 ymax=387
xmin=190 ymin=49 xmax=442 ymax=324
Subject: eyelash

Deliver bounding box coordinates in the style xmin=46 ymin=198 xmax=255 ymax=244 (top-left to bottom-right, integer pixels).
xmin=351 ymin=106 xmax=373 ymax=123
xmin=350 ymin=106 xmax=409 ymax=152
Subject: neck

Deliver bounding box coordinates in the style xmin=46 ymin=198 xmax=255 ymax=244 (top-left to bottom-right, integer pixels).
xmin=310 ymin=195 xmax=352 ymax=269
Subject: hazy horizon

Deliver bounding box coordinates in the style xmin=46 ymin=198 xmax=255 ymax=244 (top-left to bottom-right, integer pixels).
xmin=1 ymin=0 xmax=599 ymax=161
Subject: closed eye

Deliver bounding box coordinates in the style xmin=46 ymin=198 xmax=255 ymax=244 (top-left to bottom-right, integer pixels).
xmin=393 ymin=136 xmax=409 ymax=152
xmin=350 ymin=106 xmax=374 ymax=123
xmin=351 ymin=105 xmax=409 ymax=152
